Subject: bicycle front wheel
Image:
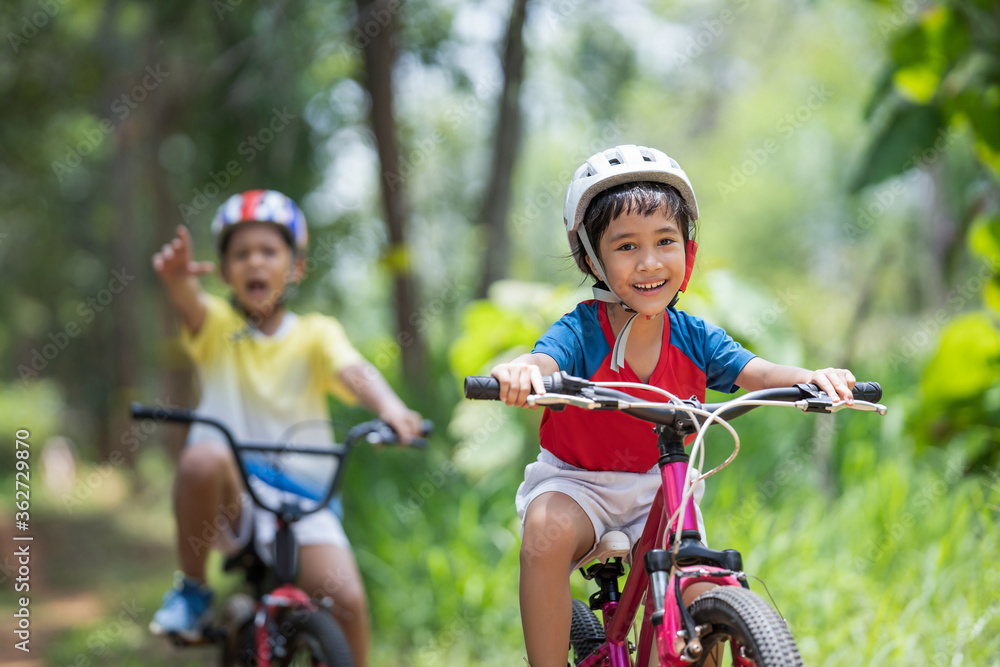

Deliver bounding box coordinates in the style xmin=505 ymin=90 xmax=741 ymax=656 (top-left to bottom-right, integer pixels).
xmin=224 ymin=610 xmax=354 ymax=667
xmin=687 ymin=586 xmax=803 ymax=666
xmin=277 ymin=610 xmax=354 ymax=667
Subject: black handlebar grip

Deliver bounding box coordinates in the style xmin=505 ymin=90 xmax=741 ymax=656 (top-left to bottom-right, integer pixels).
xmin=464 ymin=376 xmax=501 ymax=400
xmin=129 ymin=402 xmax=194 ymax=423
xmin=852 ymin=382 xmax=882 ymax=403
xmin=463 ymin=375 xmax=559 ymax=400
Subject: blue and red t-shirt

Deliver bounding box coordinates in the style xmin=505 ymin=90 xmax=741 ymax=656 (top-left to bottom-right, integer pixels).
xmin=532 ymin=300 xmax=756 ymax=472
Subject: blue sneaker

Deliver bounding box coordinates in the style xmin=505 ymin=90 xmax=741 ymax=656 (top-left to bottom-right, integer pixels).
xmin=149 ymin=573 xmax=214 ymax=641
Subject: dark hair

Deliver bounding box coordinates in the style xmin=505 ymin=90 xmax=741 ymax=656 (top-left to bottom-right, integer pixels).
xmin=574 ymin=181 xmax=694 ymax=279
xmin=218 ymin=221 xmax=297 ymax=258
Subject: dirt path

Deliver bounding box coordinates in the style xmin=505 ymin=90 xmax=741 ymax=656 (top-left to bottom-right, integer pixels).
xmin=0 ymin=515 xmax=105 ymax=666
xmin=0 ymin=507 xmax=214 ymax=666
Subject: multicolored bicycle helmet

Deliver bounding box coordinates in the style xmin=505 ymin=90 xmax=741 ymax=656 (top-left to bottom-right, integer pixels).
xmin=211 ymin=190 xmax=308 ymax=253
xmin=563 ymin=145 xmax=700 ymax=370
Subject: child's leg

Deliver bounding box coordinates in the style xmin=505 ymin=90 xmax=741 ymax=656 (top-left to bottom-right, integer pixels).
xmin=173 ymin=440 xmax=244 ymax=581
xmin=298 ymin=543 xmax=369 ymax=667
xmin=519 ymin=491 xmax=596 ymax=667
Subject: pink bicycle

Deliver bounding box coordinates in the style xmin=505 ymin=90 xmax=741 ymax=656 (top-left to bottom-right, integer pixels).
xmin=465 ymin=372 xmax=885 ymax=666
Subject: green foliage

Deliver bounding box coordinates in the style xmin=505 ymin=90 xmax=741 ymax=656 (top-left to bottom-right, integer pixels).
xmin=853 ymin=0 xmax=1000 ymax=190
xmin=5 ymin=0 xmax=1000 ymax=664
xmin=849 ymin=102 xmax=946 ymax=193
xmin=449 ymin=280 xmax=588 ymax=379
xmin=922 ymin=312 xmax=1000 ymax=403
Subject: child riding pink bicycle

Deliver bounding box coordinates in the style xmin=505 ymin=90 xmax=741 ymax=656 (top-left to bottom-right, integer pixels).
xmin=488 ymin=144 xmax=863 ymax=666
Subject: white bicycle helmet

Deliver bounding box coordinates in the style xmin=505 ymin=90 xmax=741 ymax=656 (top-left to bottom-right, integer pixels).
xmin=562 ymin=145 xmax=700 ymax=371
xmin=211 ymin=189 xmax=308 ymax=253
xmin=564 ymin=144 xmax=698 ymax=274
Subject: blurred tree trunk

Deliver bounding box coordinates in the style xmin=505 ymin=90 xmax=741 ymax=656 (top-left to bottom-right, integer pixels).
xmin=477 ymin=0 xmax=529 ymax=298
xmin=109 ymin=125 xmax=140 ymax=465
xmin=148 ymin=42 xmax=194 ymax=461
xmin=355 ymin=0 xmax=426 ymax=383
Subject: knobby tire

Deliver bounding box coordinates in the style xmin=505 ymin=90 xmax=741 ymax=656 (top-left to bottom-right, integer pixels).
xmin=687 ymin=586 xmax=803 ymax=666
xmin=569 ymin=598 xmax=605 ymax=665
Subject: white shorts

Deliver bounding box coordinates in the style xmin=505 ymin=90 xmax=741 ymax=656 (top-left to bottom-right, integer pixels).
xmin=515 ymin=450 xmax=706 ymax=570
xmin=214 ymin=488 xmax=350 ymax=566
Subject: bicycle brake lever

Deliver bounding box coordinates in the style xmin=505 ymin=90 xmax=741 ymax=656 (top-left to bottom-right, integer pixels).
xmin=798 ymin=397 xmax=835 ymax=414
xmin=829 ymin=400 xmax=888 ymax=416
xmin=796 ymin=399 xmax=888 ymax=416
xmin=527 ymin=393 xmax=599 ymax=410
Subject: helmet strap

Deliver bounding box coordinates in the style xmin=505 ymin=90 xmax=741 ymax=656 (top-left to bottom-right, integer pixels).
xmin=668 ymin=240 xmax=698 ymax=308
xmin=680 ymin=240 xmax=697 ymax=291
xmin=578 ymin=229 xmax=638 ymax=372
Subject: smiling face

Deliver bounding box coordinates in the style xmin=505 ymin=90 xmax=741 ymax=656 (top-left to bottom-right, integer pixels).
xmin=587 ymin=209 xmax=687 ymax=317
xmin=220 ymin=222 xmax=303 ymax=322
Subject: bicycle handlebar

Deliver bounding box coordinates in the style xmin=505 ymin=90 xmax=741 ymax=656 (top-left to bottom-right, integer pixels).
xmin=129 ymin=402 xmax=432 ymax=449
xmin=463 ymin=372 xmax=885 ymax=430
xmin=464 ymin=373 xmax=881 ymax=404
xmin=129 ymin=402 xmax=433 ymax=520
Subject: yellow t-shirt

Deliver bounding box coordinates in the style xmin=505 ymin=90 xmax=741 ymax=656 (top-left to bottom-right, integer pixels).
xmin=181 ymin=293 xmax=364 ymax=451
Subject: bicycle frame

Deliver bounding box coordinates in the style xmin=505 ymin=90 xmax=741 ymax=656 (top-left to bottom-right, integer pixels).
xmin=577 ymin=429 xmax=745 ymax=667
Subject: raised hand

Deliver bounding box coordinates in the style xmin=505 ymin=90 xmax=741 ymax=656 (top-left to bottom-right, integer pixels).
xmin=153 ymin=225 xmax=215 ymax=284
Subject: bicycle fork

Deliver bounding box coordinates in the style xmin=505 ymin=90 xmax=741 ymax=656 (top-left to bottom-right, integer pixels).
xmin=643 ymin=426 xmax=747 ymax=664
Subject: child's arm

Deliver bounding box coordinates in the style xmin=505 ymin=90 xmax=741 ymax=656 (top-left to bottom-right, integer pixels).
xmin=736 ymin=357 xmax=857 ymax=404
xmin=152 ymin=225 xmax=215 ymax=334
xmin=339 ymin=363 xmax=424 ymax=444
xmin=490 ymin=352 xmax=559 ymax=408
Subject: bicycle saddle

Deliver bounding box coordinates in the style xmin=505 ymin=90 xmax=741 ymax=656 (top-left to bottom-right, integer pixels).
xmin=589 ymin=530 xmax=631 ymax=563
